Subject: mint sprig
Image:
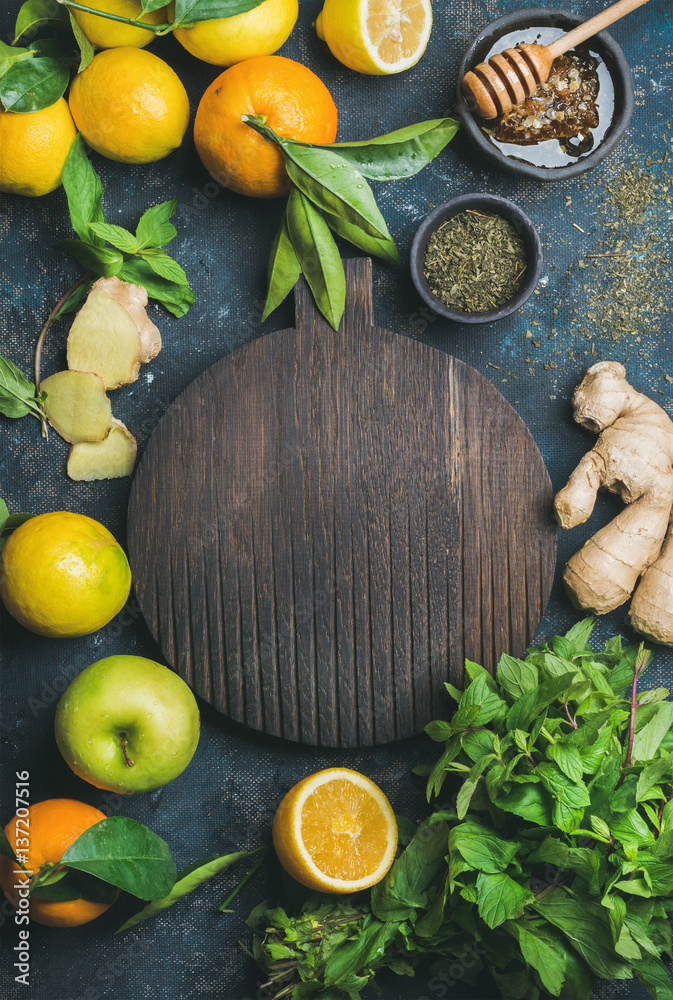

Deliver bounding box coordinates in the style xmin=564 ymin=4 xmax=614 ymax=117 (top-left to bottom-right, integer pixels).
xmin=0 ymin=356 xmax=47 ymax=429
xmin=58 ymin=137 xmax=193 ymax=315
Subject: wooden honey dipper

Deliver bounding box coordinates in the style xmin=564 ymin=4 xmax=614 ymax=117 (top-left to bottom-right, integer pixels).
xmin=462 ymin=0 xmax=649 ymax=120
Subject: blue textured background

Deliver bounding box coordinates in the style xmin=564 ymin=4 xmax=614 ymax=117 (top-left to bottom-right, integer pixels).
xmin=1 ymin=1 xmax=672 ymax=997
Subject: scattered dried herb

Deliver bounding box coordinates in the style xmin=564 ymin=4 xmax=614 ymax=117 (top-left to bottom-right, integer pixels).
xmin=423 ymin=210 xmax=527 ymax=314
xmin=531 ymin=152 xmax=672 ymax=381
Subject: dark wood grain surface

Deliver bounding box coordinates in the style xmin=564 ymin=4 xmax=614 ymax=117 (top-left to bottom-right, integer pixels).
xmin=128 ymin=258 xmax=556 ymax=747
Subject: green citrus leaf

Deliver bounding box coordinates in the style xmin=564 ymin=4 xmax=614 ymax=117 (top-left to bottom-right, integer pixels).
xmin=286 ymin=187 xmax=345 ymax=332
xmin=116 ymin=849 xmax=255 ymax=934
xmin=0 ymin=56 xmax=69 ymax=113
xmin=13 ymin=0 xmax=69 ymax=43
xmin=262 ymin=213 xmax=301 ymax=322
xmin=61 ymin=817 xmax=177 ymax=901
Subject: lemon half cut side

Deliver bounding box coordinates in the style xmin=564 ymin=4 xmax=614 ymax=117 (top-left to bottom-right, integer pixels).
xmin=317 ymin=0 xmax=433 ymax=75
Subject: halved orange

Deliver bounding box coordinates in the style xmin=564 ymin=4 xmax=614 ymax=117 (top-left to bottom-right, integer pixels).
xmin=272 ymin=767 xmax=398 ymax=893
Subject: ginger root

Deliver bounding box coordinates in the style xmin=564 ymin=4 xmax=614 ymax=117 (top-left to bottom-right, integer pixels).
xmin=90 ymin=276 xmax=161 ymax=364
xmin=554 ymin=361 xmax=673 ymax=645
xmin=67 ymin=288 xmax=143 ymax=389
xmin=41 ymin=278 xmax=160 ymax=480
xmin=41 ymin=370 xmax=112 ymax=444
xmin=67 ymin=419 xmax=137 ymax=481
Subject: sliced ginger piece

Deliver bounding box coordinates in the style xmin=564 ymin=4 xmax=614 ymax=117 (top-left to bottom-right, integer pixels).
xmin=67 ymin=289 xmax=143 ymax=389
xmin=67 ymin=419 xmax=137 ymax=481
xmin=41 ymin=370 xmax=112 ymax=444
xmin=91 ymin=276 xmax=161 ymax=364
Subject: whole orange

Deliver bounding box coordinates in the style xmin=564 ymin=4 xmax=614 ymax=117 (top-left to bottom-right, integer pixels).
xmin=193 ymin=55 xmax=338 ymax=198
xmin=0 ymin=799 xmax=115 ymax=927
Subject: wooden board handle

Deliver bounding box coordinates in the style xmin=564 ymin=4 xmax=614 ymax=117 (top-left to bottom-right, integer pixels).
xmin=548 ymin=0 xmax=650 ymax=57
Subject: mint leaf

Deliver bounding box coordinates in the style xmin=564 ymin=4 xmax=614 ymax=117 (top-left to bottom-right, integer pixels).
xmin=89 ymin=223 xmax=139 ymax=254
xmin=516 ymin=922 xmax=567 ymax=995
xmin=425 ymin=720 xmax=453 ymax=742
xmin=371 ymin=819 xmax=447 ymax=922
xmin=546 ymin=742 xmax=584 ymax=783
xmin=58 ymin=239 xmax=124 ymax=277
xmin=633 ymin=954 xmax=673 ymax=1000
xmin=0 ymin=355 xmax=41 ymax=419
xmin=139 ymin=250 xmax=189 ymax=286
xmin=135 ymin=199 xmax=178 ymax=248
xmin=497 ymin=652 xmax=539 ymax=700
xmin=450 ymin=822 xmax=519 ymax=873
xmin=533 ymin=891 xmax=633 ymax=979
xmin=456 ymin=777 xmax=480 ymax=819
xmin=506 ymin=673 xmax=576 ymax=731
xmin=611 ymin=808 xmax=656 ymax=848
xmin=475 ymin=871 xmax=533 ymax=929
xmin=488 ymin=775 xmax=553 ymax=827
xmin=117 ymin=258 xmax=195 ymax=318
xmin=640 ymin=749 xmax=673 ymax=799
xmin=632 ymin=703 xmax=673 ymax=762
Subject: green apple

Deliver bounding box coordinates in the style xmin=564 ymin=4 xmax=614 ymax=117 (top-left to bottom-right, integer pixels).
xmin=55 ymin=655 xmax=200 ymax=794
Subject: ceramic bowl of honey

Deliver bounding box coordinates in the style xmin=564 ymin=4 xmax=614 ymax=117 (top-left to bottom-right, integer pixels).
xmin=457 ymin=7 xmax=634 ymax=181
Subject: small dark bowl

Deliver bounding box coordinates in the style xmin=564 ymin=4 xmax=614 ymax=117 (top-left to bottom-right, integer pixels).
xmin=457 ymin=7 xmax=635 ymax=182
xmin=410 ymin=193 xmax=543 ymax=324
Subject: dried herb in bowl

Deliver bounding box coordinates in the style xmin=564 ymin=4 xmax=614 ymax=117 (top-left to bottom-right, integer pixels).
xmin=423 ymin=209 xmax=527 ymax=314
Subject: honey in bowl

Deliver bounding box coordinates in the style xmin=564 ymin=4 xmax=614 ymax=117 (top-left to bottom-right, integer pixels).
xmin=480 ymin=26 xmax=615 ymax=168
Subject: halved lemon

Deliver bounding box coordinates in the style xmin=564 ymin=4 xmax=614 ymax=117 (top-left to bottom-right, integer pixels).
xmin=316 ymin=0 xmax=432 ymax=75
xmin=272 ymin=767 xmax=398 ymax=893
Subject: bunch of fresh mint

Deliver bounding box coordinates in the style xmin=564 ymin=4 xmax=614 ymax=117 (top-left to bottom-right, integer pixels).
xmin=248 ymin=620 xmax=673 ymax=1000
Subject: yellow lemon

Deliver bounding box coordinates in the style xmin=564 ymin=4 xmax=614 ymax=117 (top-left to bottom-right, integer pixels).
xmin=72 ymin=0 xmax=168 ymax=49
xmin=0 ymin=99 xmax=77 ymax=197
xmin=272 ymin=768 xmax=397 ymax=893
xmin=171 ymin=0 xmax=298 ymax=67
xmin=69 ymin=47 xmax=190 ymax=164
xmin=316 ymin=0 xmax=432 ymax=75
xmin=0 ymin=512 xmax=132 ymax=638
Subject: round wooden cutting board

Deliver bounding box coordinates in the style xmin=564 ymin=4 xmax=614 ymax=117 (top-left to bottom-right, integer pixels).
xmin=128 ymin=258 xmax=556 ymax=748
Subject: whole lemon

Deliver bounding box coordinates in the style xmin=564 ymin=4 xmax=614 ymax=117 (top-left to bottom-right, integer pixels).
xmin=72 ymin=0 xmax=167 ymax=49
xmin=172 ymin=0 xmax=298 ymax=67
xmin=0 ymin=512 xmax=132 ymax=638
xmin=69 ymin=47 xmax=190 ymax=164
xmin=0 ymin=99 xmax=77 ymax=197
